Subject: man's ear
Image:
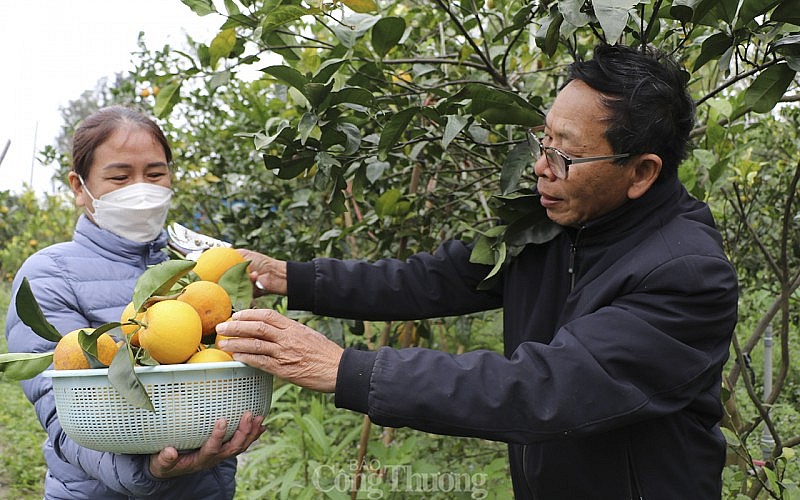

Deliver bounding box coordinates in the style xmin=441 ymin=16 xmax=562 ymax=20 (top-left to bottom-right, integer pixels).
xmin=67 ymin=172 xmax=87 ymax=208
xmin=627 ymin=153 xmax=662 ymax=200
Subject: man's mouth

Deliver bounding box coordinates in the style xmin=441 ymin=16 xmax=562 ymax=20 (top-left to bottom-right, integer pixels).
xmin=538 ymin=192 xmax=561 ymax=208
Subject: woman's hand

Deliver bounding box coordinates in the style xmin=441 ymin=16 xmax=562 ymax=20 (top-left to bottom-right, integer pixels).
xmin=149 ymin=411 xmax=265 ymax=478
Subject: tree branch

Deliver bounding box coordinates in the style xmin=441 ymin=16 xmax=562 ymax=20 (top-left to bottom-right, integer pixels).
xmin=431 ymin=0 xmax=506 ymax=85
xmin=695 ymin=57 xmax=784 ymax=106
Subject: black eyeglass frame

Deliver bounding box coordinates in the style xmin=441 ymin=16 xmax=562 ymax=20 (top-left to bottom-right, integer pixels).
xmin=526 ymin=126 xmax=631 ymax=179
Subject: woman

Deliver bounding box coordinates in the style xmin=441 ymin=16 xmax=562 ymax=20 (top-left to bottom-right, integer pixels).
xmin=4 ymin=106 xmax=264 ymax=499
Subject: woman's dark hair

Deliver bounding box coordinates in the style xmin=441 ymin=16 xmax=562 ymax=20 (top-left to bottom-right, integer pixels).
xmin=71 ymin=106 xmax=172 ymax=179
xmin=567 ymin=44 xmax=695 ymax=181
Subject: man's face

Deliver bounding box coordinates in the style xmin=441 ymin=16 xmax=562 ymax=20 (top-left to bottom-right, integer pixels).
xmin=534 ymin=80 xmax=637 ymax=227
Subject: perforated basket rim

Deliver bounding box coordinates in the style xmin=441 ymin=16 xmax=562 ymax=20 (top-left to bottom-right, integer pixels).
xmin=42 ymin=360 xmax=253 ymax=378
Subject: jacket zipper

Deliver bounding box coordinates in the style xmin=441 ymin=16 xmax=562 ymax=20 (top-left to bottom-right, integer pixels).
xmin=568 ymin=244 xmax=577 ymax=291
xmin=521 ymin=227 xmax=583 ymax=495
xmin=627 ymin=444 xmax=644 ymax=499
xmin=568 ymin=227 xmax=584 ymax=291
xmin=521 ymin=444 xmax=534 ymax=498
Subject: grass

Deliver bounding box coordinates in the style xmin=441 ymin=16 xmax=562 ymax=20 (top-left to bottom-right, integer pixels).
xmin=0 ymin=281 xmax=47 ymax=499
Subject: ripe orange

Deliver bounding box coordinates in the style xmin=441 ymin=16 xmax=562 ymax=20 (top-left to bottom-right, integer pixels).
xmin=119 ymin=301 xmax=145 ymax=346
xmin=186 ymin=348 xmax=233 ymax=363
xmin=138 ymin=300 xmax=202 ymax=364
xmin=176 ymin=280 xmax=232 ymax=336
xmin=193 ymin=247 xmax=246 ymax=283
xmin=214 ymin=333 xmax=232 ymax=348
xmin=53 ymin=329 xmax=120 ymax=370
xmin=213 ymin=317 xmax=233 ymax=347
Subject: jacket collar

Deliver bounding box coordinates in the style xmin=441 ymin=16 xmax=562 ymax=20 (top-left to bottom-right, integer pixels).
xmin=73 ymin=214 xmax=168 ymax=266
xmin=571 ymin=176 xmax=685 ymax=247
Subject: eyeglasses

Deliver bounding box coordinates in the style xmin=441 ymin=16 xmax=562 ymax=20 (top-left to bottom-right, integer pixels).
xmin=526 ymin=126 xmax=631 ymax=179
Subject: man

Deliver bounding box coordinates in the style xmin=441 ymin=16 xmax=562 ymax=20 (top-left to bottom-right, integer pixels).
xmin=217 ymin=44 xmax=738 ymax=499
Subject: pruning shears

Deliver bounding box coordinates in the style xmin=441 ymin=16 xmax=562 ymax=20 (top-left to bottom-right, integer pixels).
xmin=166 ymin=222 xmax=231 ymax=261
xmin=167 ymin=223 xmax=265 ymax=291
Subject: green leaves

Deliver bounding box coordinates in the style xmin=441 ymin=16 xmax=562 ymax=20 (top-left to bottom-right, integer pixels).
xmin=0 ymin=352 xmax=54 ymax=381
xmin=693 ymin=33 xmax=732 ymax=72
xmin=772 ymin=0 xmax=800 ymax=23
xmin=132 ymin=260 xmax=196 ymax=310
xmin=469 ymin=225 xmax=508 ymax=285
xmin=108 ymin=346 xmax=154 ymax=412
xmin=378 ymin=107 xmax=420 ymax=161
xmin=743 ymin=63 xmax=797 ymax=113
xmin=375 ymin=189 xmax=411 ymax=217
xmin=153 ymin=80 xmax=183 ymax=118
xmin=500 ymin=141 xmax=532 ymax=195
xmin=218 ymin=261 xmax=253 ymax=311
xmin=470 ymin=191 xmax=562 ymax=289
xmin=260 ymin=5 xmax=310 ymax=34
xmin=371 ymin=17 xmax=405 ymax=56
xmin=592 ymin=0 xmax=638 ymax=42
xmin=209 ymin=28 xmax=237 ymax=70
xmin=453 ymin=84 xmax=542 ymax=127
xmin=261 ymin=65 xmax=307 ymax=91
xmin=775 ymin=35 xmax=800 ymax=72
xmin=2 ymin=279 xmax=119 ymax=381
xmin=180 ymin=0 xmax=216 ymax=16
xmin=77 ymin=325 xmax=117 ymax=369
xmin=442 ymin=115 xmax=470 ymax=150
xmin=15 ymin=278 xmax=61 ymax=343
xmin=342 ymin=0 xmax=378 ymax=13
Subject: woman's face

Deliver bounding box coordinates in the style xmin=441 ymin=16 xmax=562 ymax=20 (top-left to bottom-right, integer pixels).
xmin=68 ymin=125 xmax=171 ymax=214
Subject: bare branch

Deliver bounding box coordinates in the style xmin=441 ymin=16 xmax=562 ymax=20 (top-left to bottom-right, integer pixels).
xmin=695 ymin=57 xmax=784 ymax=106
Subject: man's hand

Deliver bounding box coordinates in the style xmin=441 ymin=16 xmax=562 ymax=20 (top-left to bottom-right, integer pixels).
xmin=236 ymin=249 xmax=288 ymax=297
xmin=149 ymin=411 xmax=266 ymax=479
xmin=216 ymin=309 xmax=344 ymax=393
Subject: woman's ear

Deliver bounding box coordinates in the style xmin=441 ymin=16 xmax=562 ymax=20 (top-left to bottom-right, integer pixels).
xmin=627 ymin=153 xmax=662 ymax=200
xmin=67 ymin=172 xmax=87 ymax=208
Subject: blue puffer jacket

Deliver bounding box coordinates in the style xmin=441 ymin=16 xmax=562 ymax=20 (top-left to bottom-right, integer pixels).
xmin=5 ymin=215 xmax=237 ymax=500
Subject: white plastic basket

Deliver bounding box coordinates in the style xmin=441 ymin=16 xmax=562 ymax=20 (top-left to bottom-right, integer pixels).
xmin=43 ymin=361 xmax=272 ymax=454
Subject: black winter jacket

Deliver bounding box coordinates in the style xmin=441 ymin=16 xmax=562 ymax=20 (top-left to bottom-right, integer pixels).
xmin=287 ymin=177 xmax=738 ymax=499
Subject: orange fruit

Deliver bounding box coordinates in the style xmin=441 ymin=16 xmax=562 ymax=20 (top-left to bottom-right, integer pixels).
xmin=186 ymin=348 xmax=233 ymax=363
xmin=214 ymin=333 xmax=232 ymax=348
xmin=53 ymin=329 xmax=119 ymax=370
xmin=119 ymin=301 xmax=146 ymax=346
xmin=176 ymin=280 xmax=232 ymax=336
xmin=213 ymin=317 xmax=234 ymax=347
xmin=193 ymin=247 xmax=246 ymax=283
xmin=138 ymin=300 xmax=202 ymax=364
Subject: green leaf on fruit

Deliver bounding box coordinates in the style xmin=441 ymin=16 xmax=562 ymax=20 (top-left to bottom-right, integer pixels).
xmin=218 ymin=261 xmax=253 ymax=312
xmin=133 ymin=260 xmax=196 ymax=310
xmin=108 ymin=344 xmax=154 ymax=412
xmin=15 ymin=277 xmax=62 ymax=343
xmin=77 ymin=328 xmax=105 ymax=369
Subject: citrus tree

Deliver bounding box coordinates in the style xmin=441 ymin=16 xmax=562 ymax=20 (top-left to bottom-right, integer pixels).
xmin=40 ymin=0 xmax=800 ymax=496
xmin=0 ymin=189 xmax=78 ymax=282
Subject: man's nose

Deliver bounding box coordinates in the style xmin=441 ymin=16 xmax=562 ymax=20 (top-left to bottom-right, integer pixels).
xmin=533 ymin=154 xmax=556 ymax=180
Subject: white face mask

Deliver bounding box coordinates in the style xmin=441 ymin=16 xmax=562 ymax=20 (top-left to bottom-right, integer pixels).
xmin=80 ymin=178 xmax=173 ymax=242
